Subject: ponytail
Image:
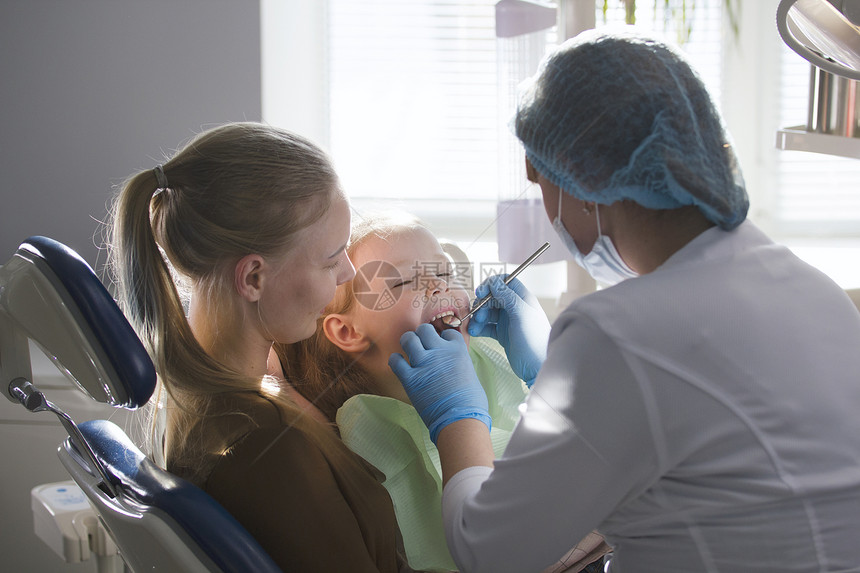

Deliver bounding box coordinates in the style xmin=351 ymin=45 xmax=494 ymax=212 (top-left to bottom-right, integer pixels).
xmin=107 ymin=122 xmax=341 ymax=457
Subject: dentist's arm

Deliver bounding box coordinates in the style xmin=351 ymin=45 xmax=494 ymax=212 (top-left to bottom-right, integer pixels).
xmin=436 ymin=419 xmax=494 ymax=486
xmin=389 ymin=324 xmax=495 ymax=484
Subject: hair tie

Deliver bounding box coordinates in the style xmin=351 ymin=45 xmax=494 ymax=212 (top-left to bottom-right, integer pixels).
xmin=153 ymin=165 xmax=169 ymax=190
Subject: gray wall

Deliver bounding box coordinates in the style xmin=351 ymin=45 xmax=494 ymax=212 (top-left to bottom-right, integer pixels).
xmin=0 ymin=0 xmax=262 ymax=270
xmin=0 ymin=1 xmax=261 ymax=570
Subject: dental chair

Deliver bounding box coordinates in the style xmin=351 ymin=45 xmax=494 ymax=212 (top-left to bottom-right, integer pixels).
xmin=0 ymin=236 xmax=281 ymax=572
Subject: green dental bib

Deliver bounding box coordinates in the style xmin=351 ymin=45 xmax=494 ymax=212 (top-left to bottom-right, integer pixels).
xmin=336 ymin=337 xmax=528 ymax=572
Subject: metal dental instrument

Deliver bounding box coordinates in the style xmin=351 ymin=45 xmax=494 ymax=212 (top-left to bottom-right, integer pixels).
xmin=457 ymin=241 xmax=550 ymax=326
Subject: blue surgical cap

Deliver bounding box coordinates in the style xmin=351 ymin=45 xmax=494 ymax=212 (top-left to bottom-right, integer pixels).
xmin=515 ymin=28 xmax=748 ymax=230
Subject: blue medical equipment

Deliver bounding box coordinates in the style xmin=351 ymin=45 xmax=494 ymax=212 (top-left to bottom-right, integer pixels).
xmin=0 ymin=236 xmax=281 ymax=572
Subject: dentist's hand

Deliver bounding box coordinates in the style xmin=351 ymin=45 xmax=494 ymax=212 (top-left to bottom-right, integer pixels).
xmin=466 ymin=275 xmax=550 ymax=387
xmin=389 ymin=323 xmax=491 ymax=444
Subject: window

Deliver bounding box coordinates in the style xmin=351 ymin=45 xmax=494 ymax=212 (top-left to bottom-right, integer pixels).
xmin=328 ymin=1 xmax=499 ymax=203
xmin=772 ymin=46 xmax=860 ymax=288
xmin=774 ymin=46 xmax=860 ymax=236
xmin=262 ymin=0 xmax=860 ymax=295
xmin=327 ymin=0 xmax=504 ymax=265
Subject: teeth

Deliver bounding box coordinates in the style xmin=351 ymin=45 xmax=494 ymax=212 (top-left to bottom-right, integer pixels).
xmin=429 ymin=310 xmax=461 ymax=329
xmin=430 ymin=310 xmax=454 ymax=322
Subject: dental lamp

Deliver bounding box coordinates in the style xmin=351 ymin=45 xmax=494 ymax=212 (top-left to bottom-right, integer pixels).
xmin=776 ymin=0 xmax=860 ymax=158
xmin=777 ymin=0 xmax=860 ymax=81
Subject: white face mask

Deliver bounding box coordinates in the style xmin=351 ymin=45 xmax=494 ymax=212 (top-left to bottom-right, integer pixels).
xmin=551 ymin=191 xmax=638 ymax=286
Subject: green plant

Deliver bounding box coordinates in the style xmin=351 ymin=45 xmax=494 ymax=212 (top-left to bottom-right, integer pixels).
xmin=601 ymin=0 xmax=741 ymax=43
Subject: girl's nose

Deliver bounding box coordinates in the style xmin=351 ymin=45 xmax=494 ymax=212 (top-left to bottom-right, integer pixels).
xmin=425 ymin=276 xmax=449 ymax=296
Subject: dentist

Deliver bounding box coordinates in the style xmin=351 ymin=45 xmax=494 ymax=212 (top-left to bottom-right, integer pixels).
xmin=390 ymin=29 xmax=860 ymax=573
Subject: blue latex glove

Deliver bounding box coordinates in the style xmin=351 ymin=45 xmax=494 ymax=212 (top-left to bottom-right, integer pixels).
xmin=388 ymin=323 xmax=491 ymax=444
xmin=466 ymin=275 xmax=550 ymax=387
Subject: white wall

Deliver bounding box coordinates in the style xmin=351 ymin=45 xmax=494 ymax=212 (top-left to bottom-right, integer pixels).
xmin=0 ymin=1 xmax=262 ymax=571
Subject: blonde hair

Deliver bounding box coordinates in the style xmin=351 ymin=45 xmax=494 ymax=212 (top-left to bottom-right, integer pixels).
xmin=108 ymin=122 xmax=340 ymax=454
xmin=277 ymin=212 xmax=424 ymax=421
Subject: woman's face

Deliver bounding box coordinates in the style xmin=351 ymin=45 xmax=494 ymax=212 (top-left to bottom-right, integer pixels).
xmin=348 ymin=227 xmax=471 ymax=363
xmin=261 ymin=193 xmax=355 ymax=344
xmin=531 ymin=160 xmax=598 ymax=255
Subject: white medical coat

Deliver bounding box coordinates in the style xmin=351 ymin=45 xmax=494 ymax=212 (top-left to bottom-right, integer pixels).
xmin=443 ymin=221 xmax=860 ymax=573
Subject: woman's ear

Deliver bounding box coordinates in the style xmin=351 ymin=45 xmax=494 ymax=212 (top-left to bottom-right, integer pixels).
xmin=323 ymin=314 xmax=371 ymax=353
xmin=234 ymin=254 xmax=266 ymax=302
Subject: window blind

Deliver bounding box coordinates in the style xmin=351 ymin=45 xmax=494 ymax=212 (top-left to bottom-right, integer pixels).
xmin=323 ymin=0 xmax=860 ymax=289
xmin=774 ymin=51 xmax=860 ymax=236
xmin=327 ymin=0 xmax=500 ymax=202
xmin=327 ymin=0 xmax=726 ymax=204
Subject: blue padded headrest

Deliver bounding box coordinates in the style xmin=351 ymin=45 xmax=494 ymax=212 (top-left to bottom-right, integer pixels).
xmin=19 ymin=236 xmax=156 ymax=407
xmin=77 ymin=419 xmax=282 ymax=573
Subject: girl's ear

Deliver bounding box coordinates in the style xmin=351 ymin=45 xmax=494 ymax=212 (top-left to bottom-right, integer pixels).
xmin=234 ymin=254 xmax=266 ymax=302
xmin=323 ymin=313 xmax=370 ymax=353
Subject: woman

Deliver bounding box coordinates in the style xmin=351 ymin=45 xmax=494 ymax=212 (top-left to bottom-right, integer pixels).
xmin=389 ymin=30 xmax=860 ymax=572
xmin=109 ymin=122 xmax=406 ymax=572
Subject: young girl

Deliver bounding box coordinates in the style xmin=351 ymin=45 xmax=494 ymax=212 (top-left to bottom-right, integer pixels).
xmin=277 ymin=212 xmax=608 ymax=572
xmin=108 ymin=123 xmax=407 ymax=572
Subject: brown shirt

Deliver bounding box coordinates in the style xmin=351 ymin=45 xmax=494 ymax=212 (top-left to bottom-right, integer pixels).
xmin=165 ymin=390 xmax=404 ymax=572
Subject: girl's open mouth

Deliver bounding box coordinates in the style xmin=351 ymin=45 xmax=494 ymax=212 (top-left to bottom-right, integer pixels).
xmin=428 ymin=310 xmax=462 ymax=334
